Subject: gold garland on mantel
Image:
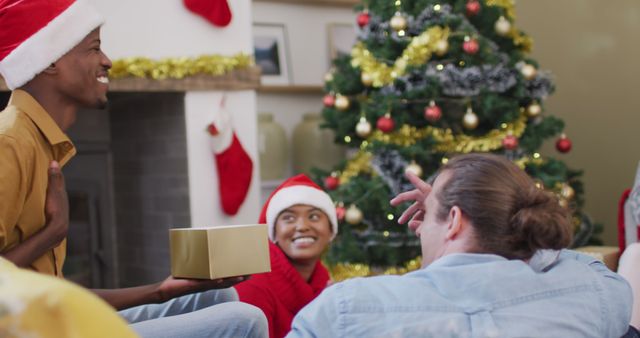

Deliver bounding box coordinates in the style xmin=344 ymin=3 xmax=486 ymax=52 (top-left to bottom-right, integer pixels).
xmin=109 ymin=53 xmax=255 ymax=80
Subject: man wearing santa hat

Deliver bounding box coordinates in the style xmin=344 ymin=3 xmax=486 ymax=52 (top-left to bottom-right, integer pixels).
xmin=0 ymin=0 xmax=266 ymax=337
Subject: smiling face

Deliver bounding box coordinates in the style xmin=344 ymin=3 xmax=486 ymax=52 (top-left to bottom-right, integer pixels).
xmin=53 ymin=27 xmax=112 ymax=110
xmin=274 ymin=204 xmax=333 ymax=264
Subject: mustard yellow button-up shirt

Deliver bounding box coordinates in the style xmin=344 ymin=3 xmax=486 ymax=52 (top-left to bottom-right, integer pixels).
xmin=0 ymin=90 xmax=75 ymax=276
xmin=0 ymin=257 xmax=139 ymax=338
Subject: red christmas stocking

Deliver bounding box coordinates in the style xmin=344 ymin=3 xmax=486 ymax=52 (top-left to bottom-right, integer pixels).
xmin=183 ymin=0 xmax=232 ymax=27
xmin=208 ymin=99 xmax=253 ymax=215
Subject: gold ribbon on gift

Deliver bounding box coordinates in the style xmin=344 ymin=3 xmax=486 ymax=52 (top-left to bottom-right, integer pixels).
xmin=109 ymin=53 xmax=255 ymax=80
xmin=351 ymin=27 xmax=450 ymax=88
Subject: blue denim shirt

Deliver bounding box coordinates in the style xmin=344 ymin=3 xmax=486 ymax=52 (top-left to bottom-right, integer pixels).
xmin=287 ymin=250 xmax=632 ymax=338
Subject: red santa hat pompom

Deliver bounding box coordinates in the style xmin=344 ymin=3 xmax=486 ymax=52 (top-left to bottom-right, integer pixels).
xmin=259 ymin=174 xmax=338 ymax=241
xmin=0 ymin=0 xmax=104 ymax=90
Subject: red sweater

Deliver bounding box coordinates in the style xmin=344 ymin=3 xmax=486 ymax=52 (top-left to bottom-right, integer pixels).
xmin=234 ymin=242 xmax=329 ymax=338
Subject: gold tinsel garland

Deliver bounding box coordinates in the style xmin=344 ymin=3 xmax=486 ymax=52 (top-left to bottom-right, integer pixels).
xmin=486 ymin=0 xmax=516 ymax=20
xmin=109 ymin=53 xmax=254 ymax=80
xmin=339 ymin=114 xmax=527 ymax=183
xmin=486 ymin=0 xmax=534 ymax=52
xmin=351 ymin=27 xmax=450 ymax=88
xmin=340 ymin=151 xmax=374 ymax=184
xmin=327 ymin=257 xmax=422 ymax=282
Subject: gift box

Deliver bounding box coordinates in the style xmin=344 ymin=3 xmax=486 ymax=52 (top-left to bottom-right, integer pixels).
xmin=170 ymin=224 xmax=271 ymax=279
xmin=575 ymin=246 xmax=620 ymax=272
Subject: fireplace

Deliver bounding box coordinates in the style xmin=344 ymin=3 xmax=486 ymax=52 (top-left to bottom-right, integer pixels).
xmin=55 ymin=92 xmax=192 ymax=288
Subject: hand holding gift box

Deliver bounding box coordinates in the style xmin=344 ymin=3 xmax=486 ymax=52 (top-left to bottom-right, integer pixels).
xmin=170 ymin=224 xmax=271 ymax=279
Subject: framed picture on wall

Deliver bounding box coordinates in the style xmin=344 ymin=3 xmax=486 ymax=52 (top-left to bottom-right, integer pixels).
xmin=327 ymin=22 xmax=357 ymax=66
xmin=253 ymin=23 xmax=292 ymax=85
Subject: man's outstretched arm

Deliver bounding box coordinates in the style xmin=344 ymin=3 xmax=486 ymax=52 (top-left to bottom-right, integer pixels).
xmin=93 ymin=275 xmax=247 ymax=310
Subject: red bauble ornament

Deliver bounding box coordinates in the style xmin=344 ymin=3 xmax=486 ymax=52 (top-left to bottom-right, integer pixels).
xmin=463 ymin=39 xmax=479 ymax=55
xmin=376 ymin=115 xmax=395 ymax=133
xmin=466 ymin=0 xmax=481 ymax=16
xmin=424 ymin=101 xmax=442 ymax=122
xmin=323 ymin=94 xmax=336 ymax=108
xmin=556 ymin=135 xmax=572 ymax=153
xmin=502 ymin=134 xmax=519 ymax=150
xmin=207 ymin=122 xmax=219 ymax=136
xmin=324 ymin=175 xmax=340 ymax=190
xmin=336 ymin=205 xmax=346 ymax=221
xmin=357 ymin=12 xmax=370 ymax=28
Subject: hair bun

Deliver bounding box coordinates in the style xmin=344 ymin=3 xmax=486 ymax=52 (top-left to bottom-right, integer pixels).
xmin=508 ymin=188 xmax=573 ymax=253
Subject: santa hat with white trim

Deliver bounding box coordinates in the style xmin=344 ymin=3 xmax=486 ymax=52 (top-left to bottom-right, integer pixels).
xmin=259 ymin=174 xmax=338 ymax=241
xmin=0 ymin=0 xmax=104 ymax=90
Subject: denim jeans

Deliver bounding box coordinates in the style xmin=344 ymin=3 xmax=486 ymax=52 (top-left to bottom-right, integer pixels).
xmin=119 ymin=288 xmax=267 ymax=338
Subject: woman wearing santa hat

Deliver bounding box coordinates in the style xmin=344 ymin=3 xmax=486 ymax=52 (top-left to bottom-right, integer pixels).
xmin=234 ymin=174 xmax=337 ymax=338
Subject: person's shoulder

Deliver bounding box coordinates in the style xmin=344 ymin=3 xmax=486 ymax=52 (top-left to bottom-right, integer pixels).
xmin=0 ymin=105 xmax=34 ymax=142
xmin=326 ymin=274 xmax=411 ymax=298
xmin=0 ymin=106 xmax=37 ymax=151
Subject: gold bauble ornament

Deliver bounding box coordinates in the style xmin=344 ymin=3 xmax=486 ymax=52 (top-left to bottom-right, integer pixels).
xmin=526 ymin=101 xmax=542 ymax=118
xmin=561 ymin=183 xmax=575 ymax=200
xmin=361 ymin=73 xmax=374 ymax=86
xmin=463 ymin=107 xmax=479 ymax=130
xmin=335 ymin=95 xmax=350 ymax=111
xmin=558 ymin=198 xmax=569 ymax=209
xmin=534 ymin=179 xmax=545 ymax=190
xmin=324 ymin=72 xmax=334 ymax=82
xmin=390 ymin=12 xmax=408 ymax=31
xmin=520 ymin=63 xmax=537 ymax=80
xmin=435 ymin=39 xmax=449 ymax=57
xmin=345 ymin=204 xmax=364 ymax=224
xmin=405 ymin=161 xmax=423 ymax=177
xmin=494 ymin=16 xmax=511 ymax=36
xmin=356 ymin=117 xmax=372 ymax=138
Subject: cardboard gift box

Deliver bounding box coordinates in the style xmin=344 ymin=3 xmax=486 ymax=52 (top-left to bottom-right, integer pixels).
xmin=575 ymin=246 xmax=620 ymax=272
xmin=170 ymin=224 xmax=271 ymax=279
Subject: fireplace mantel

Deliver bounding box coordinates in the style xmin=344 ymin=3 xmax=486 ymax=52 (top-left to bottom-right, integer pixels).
xmin=0 ymin=66 xmax=261 ymax=92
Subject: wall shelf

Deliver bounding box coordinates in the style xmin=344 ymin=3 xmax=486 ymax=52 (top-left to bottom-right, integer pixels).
xmin=0 ymin=66 xmax=262 ymax=92
xmin=253 ymin=0 xmax=358 ymax=7
xmin=258 ymin=85 xmax=324 ymax=94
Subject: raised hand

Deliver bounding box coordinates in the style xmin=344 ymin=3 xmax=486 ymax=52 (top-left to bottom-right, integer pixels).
xmin=390 ymin=171 xmax=432 ymax=233
xmin=44 ymin=161 xmax=69 ymax=246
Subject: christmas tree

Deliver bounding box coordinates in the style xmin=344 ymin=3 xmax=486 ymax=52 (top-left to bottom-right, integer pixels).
xmin=316 ymin=0 xmax=601 ymax=268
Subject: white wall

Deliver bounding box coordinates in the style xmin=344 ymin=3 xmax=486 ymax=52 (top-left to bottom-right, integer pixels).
xmin=93 ymin=0 xmax=253 ymax=57
xmin=253 ymin=2 xmax=355 ymax=201
xmin=253 ymin=2 xmax=356 ymax=84
xmin=92 ymin=0 xmax=260 ymax=227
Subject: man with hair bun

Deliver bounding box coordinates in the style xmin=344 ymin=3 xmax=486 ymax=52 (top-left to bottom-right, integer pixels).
xmin=287 ymin=153 xmax=633 ymax=338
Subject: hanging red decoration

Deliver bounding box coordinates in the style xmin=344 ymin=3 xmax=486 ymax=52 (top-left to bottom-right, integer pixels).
xmin=466 ymin=0 xmax=481 ymax=17
xmin=424 ymin=101 xmax=442 ymax=122
xmin=376 ymin=114 xmax=395 ymax=133
xmin=463 ymin=38 xmax=479 ymax=55
xmin=556 ymin=134 xmax=572 ymax=153
xmin=336 ymin=204 xmax=346 ymax=221
xmin=357 ymin=11 xmax=370 ymax=28
xmin=502 ymin=134 xmax=519 ymax=150
xmin=323 ymin=94 xmax=336 ymax=108
xmin=324 ymin=174 xmax=340 ymax=190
